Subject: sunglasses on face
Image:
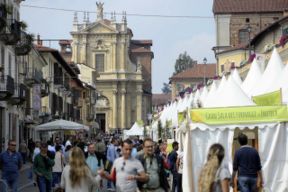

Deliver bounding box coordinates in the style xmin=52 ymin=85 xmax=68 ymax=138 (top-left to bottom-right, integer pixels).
xmin=121 ymin=161 xmax=126 ymax=171
xmin=9 ymin=144 xmax=16 ymax=146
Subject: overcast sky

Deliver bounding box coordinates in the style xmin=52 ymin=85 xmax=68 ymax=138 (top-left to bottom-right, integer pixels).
xmin=21 ymin=0 xmax=216 ymax=93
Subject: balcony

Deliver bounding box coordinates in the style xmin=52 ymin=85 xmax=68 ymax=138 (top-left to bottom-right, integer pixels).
xmin=24 ymin=68 xmax=43 ymax=87
xmin=9 ymin=83 xmax=26 ymax=105
xmin=0 ymin=75 xmax=14 ymax=100
xmin=0 ymin=19 xmax=21 ymax=45
xmin=25 ymin=108 xmax=39 ymax=124
xmin=15 ymin=32 xmax=33 ymax=56
xmin=41 ymin=79 xmax=49 ymax=97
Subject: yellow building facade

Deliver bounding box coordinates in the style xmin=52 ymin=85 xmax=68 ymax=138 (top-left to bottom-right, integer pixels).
xmin=216 ymin=16 xmax=288 ymax=79
xmin=70 ymin=4 xmax=151 ymax=131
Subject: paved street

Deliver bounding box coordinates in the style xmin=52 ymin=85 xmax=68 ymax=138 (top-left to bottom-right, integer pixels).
xmin=0 ymin=162 xmax=36 ymax=192
xmin=0 ymin=162 xmax=115 ymax=192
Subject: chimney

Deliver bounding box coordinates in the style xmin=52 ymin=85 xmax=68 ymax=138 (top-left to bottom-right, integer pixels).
xmin=37 ymin=34 xmax=43 ymax=46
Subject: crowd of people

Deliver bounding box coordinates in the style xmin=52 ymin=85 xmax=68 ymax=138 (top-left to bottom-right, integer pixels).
xmin=0 ymin=132 xmax=263 ymax=192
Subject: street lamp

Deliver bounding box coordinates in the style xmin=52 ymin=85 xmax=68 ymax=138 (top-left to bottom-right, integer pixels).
xmin=203 ymin=57 xmax=207 ymax=85
xmin=146 ymin=113 xmax=152 ymax=137
xmin=247 ymin=25 xmax=252 ymax=56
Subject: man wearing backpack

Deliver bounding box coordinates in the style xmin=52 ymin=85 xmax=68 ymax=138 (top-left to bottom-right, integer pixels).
xmin=168 ymin=141 xmax=179 ymax=192
xmin=137 ymin=138 xmax=170 ymax=192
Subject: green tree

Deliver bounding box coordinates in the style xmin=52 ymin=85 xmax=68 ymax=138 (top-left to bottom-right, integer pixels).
xmin=161 ymin=82 xmax=171 ymax=94
xmin=174 ymin=51 xmax=197 ymax=75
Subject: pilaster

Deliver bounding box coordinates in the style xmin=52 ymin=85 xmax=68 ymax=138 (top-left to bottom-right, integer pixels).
xmin=112 ymin=89 xmax=118 ymax=128
xmin=121 ymin=89 xmax=126 ymax=128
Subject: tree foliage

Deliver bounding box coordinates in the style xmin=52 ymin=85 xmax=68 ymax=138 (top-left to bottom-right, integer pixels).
xmin=174 ymin=51 xmax=197 ymax=75
xmin=161 ymin=82 xmax=171 ymax=94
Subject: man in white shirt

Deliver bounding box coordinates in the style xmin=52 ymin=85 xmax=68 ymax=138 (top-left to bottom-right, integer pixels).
xmin=99 ymin=139 xmax=148 ymax=192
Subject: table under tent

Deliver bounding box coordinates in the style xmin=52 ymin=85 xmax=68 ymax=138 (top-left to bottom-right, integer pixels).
xmin=156 ymin=48 xmax=288 ymax=191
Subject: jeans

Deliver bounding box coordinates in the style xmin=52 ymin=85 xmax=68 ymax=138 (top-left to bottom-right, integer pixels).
xmin=171 ymin=172 xmax=178 ymax=192
xmin=238 ymin=176 xmax=257 ymax=192
xmin=52 ymin=172 xmax=62 ymax=187
xmin=21 ymin=152 xmax=27 ymax=164
xmin=2 ymin=174 xmax=19 ymax=192
xmin=37 ymin=176 xmax=52 ymax=192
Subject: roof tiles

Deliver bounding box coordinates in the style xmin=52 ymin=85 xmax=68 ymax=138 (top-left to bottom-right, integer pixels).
xmin=213 ymin=0 xmax=288 ymax=14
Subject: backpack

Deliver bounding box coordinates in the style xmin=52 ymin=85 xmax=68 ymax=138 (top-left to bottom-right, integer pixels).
xmin=137 ymin=153 xmax=170 ymax=191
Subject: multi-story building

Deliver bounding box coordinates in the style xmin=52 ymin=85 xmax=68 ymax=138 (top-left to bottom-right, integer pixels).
xmin=0 ymin=0 xmax=34 ymax=151
xmin=169 ymin=64 xmax=216 ymax=100
xmin=213 ymin=0 xmax=288 ymax=74
xmin=67 ymin=4 xmax=153 ymax=132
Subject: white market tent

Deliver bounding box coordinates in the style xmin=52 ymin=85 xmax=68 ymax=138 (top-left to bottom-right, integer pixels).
xmin=204 ymin=76 xmax=227 ymax=107
xmin=252 ymin=48 xmax=285 ymax=96
xmin=241 ymin=58 xmax=263 ymax=97
xmin=35 ymin=119 xmax=89 ymax=131
xmin=178 ymin=49 xmax=288 ymax=191
xmin=279 ymin=64 xmax=288 ymax=103
xmin=125 ymin=122 xmax=144 ymax=136
xmin=231 ymin=68 xmax=242 ymax=87
xmin=204 ymin=75 xmax=255 ymax=108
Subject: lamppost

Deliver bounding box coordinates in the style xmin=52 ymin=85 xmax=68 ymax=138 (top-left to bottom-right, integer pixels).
xmin=247 ymin=25 xmax=252 ymax=56
xmin=203 ymin=57 xmax=207 ymax=85
xmin=146 ymin=113 xmax=152 ymax=137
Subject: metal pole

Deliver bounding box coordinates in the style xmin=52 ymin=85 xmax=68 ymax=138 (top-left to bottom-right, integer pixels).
xmin=203 ymin=57 xmax=207 ymax=85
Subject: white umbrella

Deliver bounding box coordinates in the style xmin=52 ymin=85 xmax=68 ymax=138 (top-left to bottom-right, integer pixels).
xmin=35 ymin=119 xmax=89 ymax=131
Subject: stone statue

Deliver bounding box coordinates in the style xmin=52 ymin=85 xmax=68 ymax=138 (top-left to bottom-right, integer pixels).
xmin=96 ymin=2 xmax=104 ymax=20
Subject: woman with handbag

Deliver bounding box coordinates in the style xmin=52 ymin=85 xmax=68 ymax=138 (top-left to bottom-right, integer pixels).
xmin=60 ymin=147 xmax=99 ymax=192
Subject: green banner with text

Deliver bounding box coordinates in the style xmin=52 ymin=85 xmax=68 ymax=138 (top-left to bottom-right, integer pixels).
xmin=190 ymin=105 xmax=288 ymax=125
xmin=252 ymin=89 xmax=282 ymax=106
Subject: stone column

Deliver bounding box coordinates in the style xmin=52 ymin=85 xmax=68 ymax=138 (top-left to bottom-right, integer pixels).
xmin=136 ymin=88 xmax=142 ymax=121
xmin=112 ymin=89 xmax=118 ymax=129
xmin=121 ymin=89 xmax=126 ymax=128
xmin=120 ymin=40 xmax=126 ymax=72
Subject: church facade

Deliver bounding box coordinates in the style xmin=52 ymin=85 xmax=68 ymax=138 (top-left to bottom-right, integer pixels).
xmin=70 ymin=3 xmax=153 ymax=132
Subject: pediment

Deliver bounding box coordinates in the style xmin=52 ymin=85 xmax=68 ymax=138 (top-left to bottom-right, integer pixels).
xmin=82 ymin=21 xmax=118 ymax=34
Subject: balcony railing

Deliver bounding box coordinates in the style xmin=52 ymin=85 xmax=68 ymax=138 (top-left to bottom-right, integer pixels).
xmin=25 ymin=108 xmax=40 ymax=124
xmin=25 ymin=68 xmax=43 ymax=86
xmin=0 ymin=75 xmax=14 ymax=100
xmin=0 ymin=19 xmax=21 ymax=45
xmin=9 ymin=83 xmax=26 ymax=105
xmin=15 ymin=32 xmax=33 ymax=56
xmin=41 ymin=80 xmax=49 ymax=97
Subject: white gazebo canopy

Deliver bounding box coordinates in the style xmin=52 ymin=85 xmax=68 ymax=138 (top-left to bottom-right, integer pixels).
xmin=35 ymin=119 xmax=89 ymax=131
xmin=126 ymin=122 xmax=144 ymax=136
